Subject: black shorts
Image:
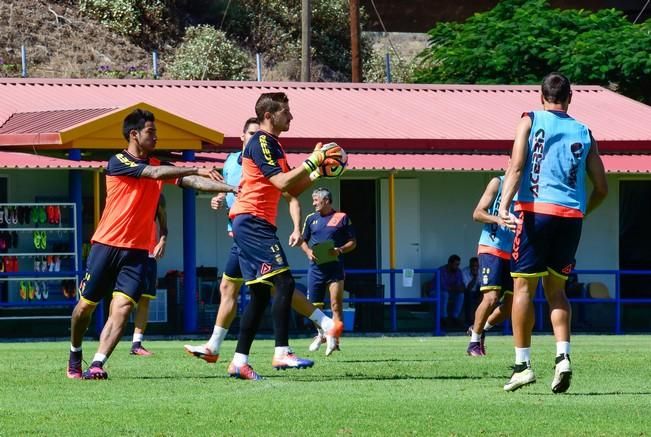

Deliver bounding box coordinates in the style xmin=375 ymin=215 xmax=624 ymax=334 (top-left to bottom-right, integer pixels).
xmin=222 ymin=242 xmax=243 ymax=282
xmin=232 ymin=214 xmax=290 ymax=285
xmin=478 ymin=253 xmax=513 ymax=296
xmin=79 ymin=242 xmax=148 ymax=305
xmin=511 ymin=210 xmax=582 ymax=279
xmin=141 ymin=257 xmax=158 ymax=299
xmin=307 ymin=261 xmax=345 ymax=303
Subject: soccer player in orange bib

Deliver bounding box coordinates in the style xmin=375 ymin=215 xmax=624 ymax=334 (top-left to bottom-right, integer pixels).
xmin=67 ymin=109 xmax=238 ymax=380
xmin=226 ymin=93 xmax=344 ymax=380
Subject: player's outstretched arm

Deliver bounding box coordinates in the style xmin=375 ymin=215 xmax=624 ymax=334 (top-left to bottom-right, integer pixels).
xmin=585 ymin=136 xmax=608 ymax=216
xmin=141 ymin=165 xmax=211 ymax=180
xmin=473 ymin=177 xmax=502 ymax=225
xmin=180 ymin=175 xmax=238 ymax=193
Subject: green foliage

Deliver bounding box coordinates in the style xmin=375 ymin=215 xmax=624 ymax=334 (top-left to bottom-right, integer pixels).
xmin=166 ymin=25 xmax=250 ymax=80
xmin=225 ymin=0 xmax=373 ymax=80
xmin=413 ymin=0 xmax=651 ymax=101
xmin=78 ymin=0 xmax=179 ymax=50
xmin=363 ymin=51 xmax=418 ymax=83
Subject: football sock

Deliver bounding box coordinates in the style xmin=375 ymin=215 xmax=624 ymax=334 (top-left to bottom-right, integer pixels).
xmin=470 ymin=330 xmax=482 ymax=342
xmin=484 ymin=322 xmax=494 ymax=331
xmin=309 ymin=308 xmax=333 ymax=333
xmin=132 ymin=333 xmax=144 ymax=344
xmin=270 ymin=273 xmax=294 ymax=348
xmin=92 ymin=353 xmax=107 ymax=366
xmin=232 ymin=353 xmax=248 ymax=366
xmin=274 ymin=346 xmax=290 ymax=358
xmin=556 ymin=341 xmax=570 ymax=357
xmin=69 ymin=349 xmax=82 ymax=364
xmin=235 ymin=284 xmax=270 ymax=355
xmin=515 ymin=347 xmax=531 ymax=366
xmin=70 ymin=344 xmax=82 ymax=353
xmin=207 ymin=325 xmax=228 ymax=353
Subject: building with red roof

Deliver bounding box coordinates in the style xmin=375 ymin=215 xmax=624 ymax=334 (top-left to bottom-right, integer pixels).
xmin=1 ymin=78 xmax=650 ymax=335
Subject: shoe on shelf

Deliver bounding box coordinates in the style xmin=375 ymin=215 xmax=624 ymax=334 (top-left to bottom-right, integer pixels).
xmin=183 ymin=344 xmax=219 ymax=363
xmin=551 ymin=354 xmax=572 ymax=394
xmin=19 ymin=281 xmax=27 ymax=300
xmin=227 ymin=362 xmax=262 ymax=381
xmin=40 ymin=231 xmax=47 ymax=250
xmin=82 ymin=365 xmax=108 ymax=380
xmin=325 ymin=320 xmax=344 ymax=356
xmin=31 ymin=207 xmax=39 ymax=225
xmin=504 ymin=363 xmax=536 ymax=392
xmin=272 ymin=352 xmax=314 ymax=370
xmin=130 ymin=344 xmax=153 ymax=356
xmin=67 ymin=361 xmax=82 ymax=379
xmin=33 ymin=232 xmax=41 ymax=250
xmin=38 ymin=206 xmax=47 ymax=224
xmin=41 ymin=282 xmax=49 ymax=300
xmin=55 ymin=206 xmax=61 ymax=224
xmin=308 ymin=335 xmax=326 ymax=352
xmin=34 ymin=282 xmax=42 ymax=300
xmin=28 ymin=282 xmax=36 ymax=300
xmin=46 ymin=206 xmax=54 ymax=224
xmin=0 ymin=208 xmax=4 ymax=225
xmin=10 ymin=207 xmax=18 ymax=224
xmin=54 ymin=256 xmax=61 ymax=272
xmin=467 ymin=341 xmax=485 ymax=357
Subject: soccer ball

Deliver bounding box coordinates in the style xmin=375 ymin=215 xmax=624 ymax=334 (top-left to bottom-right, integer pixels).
xmin=320 ymin=143 xmax=347 ymax=178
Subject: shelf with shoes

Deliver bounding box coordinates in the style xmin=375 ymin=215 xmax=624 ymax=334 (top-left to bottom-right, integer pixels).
xmin=0 ymin=202 xmax=79 ymax=310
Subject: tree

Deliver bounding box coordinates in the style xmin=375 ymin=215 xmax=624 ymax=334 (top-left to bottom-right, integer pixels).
xmin=166 ymin=25 xmax=250 ymax=80
xmin=413 ymin=0 xmax=651 ymax=102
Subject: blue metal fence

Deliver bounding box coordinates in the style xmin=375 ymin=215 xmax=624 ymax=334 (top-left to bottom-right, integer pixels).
xmin=287 ymin=268 xmax=651 ymax=336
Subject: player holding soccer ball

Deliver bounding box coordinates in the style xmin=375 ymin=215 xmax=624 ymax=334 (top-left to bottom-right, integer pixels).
xmin=226 ymin=92 xmax=346 ymax=380
xmin=300 ymin=187 xmax=356 ymax=355
xmin=184 ymin=118 xmax=344 ymax=364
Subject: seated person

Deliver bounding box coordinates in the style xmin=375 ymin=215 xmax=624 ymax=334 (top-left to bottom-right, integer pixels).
xmin=462 ymin=256 xmax=480 ymax=325
xmin=431 ymin=254 xmax=465 ymax=329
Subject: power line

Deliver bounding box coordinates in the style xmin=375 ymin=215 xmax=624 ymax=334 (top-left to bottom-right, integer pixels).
xmin=368 ymin=0 xmax=408 ymax=80
xmin=633 ymin=0 xmax=650 ymax=24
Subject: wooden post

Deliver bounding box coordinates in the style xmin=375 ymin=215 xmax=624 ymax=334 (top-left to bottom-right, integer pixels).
xmin=301 ymin=0 xmax=311 ymax=82
xmin=349 ymin=0 xmax=362 ymax=82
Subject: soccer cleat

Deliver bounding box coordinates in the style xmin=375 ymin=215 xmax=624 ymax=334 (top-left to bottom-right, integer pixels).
xmin=308 ymin=335 xmax=326 ymax=352
xmin=67 ymin=362 xmax=82 ymax=379
xmin=324 ymin=320 xmax=344 ymax=356
xmin=41 ymin=282 xmax=49 ymax=300
xmin=183 ymin=344 xmax=219 ymax=363
xmin=467 ymin=341 xmax=485 ymax=357
xmin=130 ymin=344 xmax=153 ymax=356
xmin=504 ymin=363 xmax=536 ymax=392
xmin=272 ymin=352 xmax=314 ymax=370
xmin=82 ymin=365 xmax=108 ymax=380
xmin=19 ymin=281 xmax=27 ymax=300
xmin=551 ymin=354 xmax=572 ymax=394
xmin=480 ymin=331 xmax=486 ymax=355
xmin=228 ymin=362 xmax=262 ymax=380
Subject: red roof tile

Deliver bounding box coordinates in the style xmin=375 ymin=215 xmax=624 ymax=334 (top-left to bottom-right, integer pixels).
xmin=1 ymin=78 xmax=650 ymax=153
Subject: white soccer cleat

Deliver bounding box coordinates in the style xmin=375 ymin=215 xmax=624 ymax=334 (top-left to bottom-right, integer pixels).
xmin=324 ymin=320 xmax=344 ymax=356
xmin=504 ymin=364 xmax=536 ymax=392
xmin=308 ymin=335 xmax=326 ymax=352
xmin=183 ymin=344 xmax=219 ymax=363
xmin=551 ymin=354 xmax=572 ymax=394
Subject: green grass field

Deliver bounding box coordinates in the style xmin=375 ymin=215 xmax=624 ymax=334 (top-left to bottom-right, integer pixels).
xmin=1 ymin=335 xmax=649 ymax=436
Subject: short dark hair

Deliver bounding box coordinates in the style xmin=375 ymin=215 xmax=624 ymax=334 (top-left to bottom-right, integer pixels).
xmin=242 ymin=117 xmax=259 ymax=133
xmin=469 ymin=256 xmax=478 ymax=265
xmin=448 ymin=254 xmax=461 ymax=264
xmin=255 ymin=92 xmax=289 ymax=122
xmin=541 ymin=72 xmax=571 ymax=104
xmin=312 ymin=187 xmax=333 ymax=203
xmin=123 ymin=109 xmax=155 ymax=141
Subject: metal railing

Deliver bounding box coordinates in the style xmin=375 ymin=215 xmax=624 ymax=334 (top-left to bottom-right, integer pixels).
xmin=287 ymin=268 xmax=651 ymax=336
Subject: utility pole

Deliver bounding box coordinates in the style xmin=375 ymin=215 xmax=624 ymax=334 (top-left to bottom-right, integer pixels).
xmin=301 ymin=0 xmax=311 ymax=82
xmin=349 ymin=0 xmax=362 ymax=82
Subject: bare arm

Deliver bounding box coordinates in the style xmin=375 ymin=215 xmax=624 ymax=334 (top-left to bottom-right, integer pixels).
xmin=585 ymin=136 xmax=608 ymax=216
xmin=473 ymin=177 xmax=503 ymax=225
xmin=180 ymin=176 xmax=238 ymax=193
xmin=152 ymin=197 xmax=168 ymax=259
xmin=140 ymin=165 xmax=207 ymax=180
xmin=499 ymin=116 xmax=531 ymax=230
xmin=283 ymin=192 xmax=303 ymax=247
xmin=333 ymin=238 xmax=357 ymax=256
